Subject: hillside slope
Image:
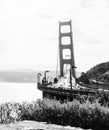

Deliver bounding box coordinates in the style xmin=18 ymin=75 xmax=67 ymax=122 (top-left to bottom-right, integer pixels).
xmin=82 ymin=61 xmax=109 ymax=83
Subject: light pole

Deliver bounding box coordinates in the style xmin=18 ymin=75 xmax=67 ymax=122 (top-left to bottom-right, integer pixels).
xmin=70 ymin=67 xmax=72 ymax=90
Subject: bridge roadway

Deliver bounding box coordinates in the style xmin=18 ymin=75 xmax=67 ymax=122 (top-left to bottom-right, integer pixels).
xmin=37 ymin=83 xmax=96 ymax=100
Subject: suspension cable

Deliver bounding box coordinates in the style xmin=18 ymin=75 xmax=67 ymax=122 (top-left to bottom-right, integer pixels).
xmin=56 ymin=44 xmax=59 ymax=78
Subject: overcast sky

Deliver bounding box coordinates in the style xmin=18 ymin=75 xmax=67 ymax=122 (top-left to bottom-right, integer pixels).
xmin=0 ymin=0 xmax=109 ymax=72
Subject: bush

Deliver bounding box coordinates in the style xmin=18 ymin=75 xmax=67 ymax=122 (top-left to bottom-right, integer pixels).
xmin=1 ymin=97 xmax=109 ymax=130
xmin=20 ymin=98 xmax=109 ymax=130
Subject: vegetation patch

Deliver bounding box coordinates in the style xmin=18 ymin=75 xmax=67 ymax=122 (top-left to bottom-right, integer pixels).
xmin=0 ymin=94 xmax=109 ymax=130
xmin=79 ymin=61 xmax=109 ymax=83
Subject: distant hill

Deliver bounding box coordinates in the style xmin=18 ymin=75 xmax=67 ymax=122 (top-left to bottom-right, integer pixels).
xmin=79 ymin=61 xmax=109 ymax=83
xmin=0 ymin=69 xmax=81 ymax=83
xmin=0 ymin=70 xmax=37 ymax=83
xmin=0 ymin=69 xmax=59 ymax=83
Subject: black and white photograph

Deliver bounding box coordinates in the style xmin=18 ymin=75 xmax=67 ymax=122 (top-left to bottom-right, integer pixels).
xmin=0 ymin=0 xmax=109 ymax=129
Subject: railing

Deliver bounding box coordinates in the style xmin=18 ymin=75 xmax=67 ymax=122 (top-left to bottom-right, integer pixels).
xmin=37 ymin=72 xmax=58 ymax=87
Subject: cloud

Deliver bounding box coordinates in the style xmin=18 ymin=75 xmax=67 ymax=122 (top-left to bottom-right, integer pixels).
xmin=36 ymin=13 xmax=53 ymax=20
xmin=0 ymin=0 xmax=108 ymax=72
xmin=79 ymin=0 xmax=95 ymax=8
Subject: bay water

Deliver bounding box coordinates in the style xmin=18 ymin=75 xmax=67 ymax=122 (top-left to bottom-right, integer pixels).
xmin=0 ymin=82 xmax=42 ymax=103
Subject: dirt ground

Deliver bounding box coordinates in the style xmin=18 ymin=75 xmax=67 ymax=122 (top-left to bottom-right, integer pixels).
xmin=0 ymin=120 xmax=91 ymax=130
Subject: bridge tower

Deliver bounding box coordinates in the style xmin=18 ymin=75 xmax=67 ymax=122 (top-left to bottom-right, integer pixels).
xmin=59 ymin=20 xmax=76 ymax=77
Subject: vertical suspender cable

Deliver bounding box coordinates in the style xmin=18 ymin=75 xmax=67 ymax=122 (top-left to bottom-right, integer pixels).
xmin=56 ymin=44 xmax=59 ymax=78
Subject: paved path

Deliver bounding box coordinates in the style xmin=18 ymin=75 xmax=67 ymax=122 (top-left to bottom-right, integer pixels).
xmin=0 ymin=121 xmax=91 ymax=130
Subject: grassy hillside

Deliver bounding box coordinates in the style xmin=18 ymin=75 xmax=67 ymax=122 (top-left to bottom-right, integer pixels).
xmin=79 ymin=61 xmax=109 ymax=83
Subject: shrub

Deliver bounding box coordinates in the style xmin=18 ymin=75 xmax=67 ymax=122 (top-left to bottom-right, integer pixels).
xmin=1 ymin=97 xmax=109 ymax=130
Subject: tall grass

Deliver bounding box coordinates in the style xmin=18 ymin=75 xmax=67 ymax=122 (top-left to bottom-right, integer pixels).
xmin=0 ymin=93 xmax=109 ymax=130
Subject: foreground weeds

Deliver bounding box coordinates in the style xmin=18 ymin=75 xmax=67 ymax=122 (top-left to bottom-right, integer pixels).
xmin=0 ymin=96 xmax=109 ymax=130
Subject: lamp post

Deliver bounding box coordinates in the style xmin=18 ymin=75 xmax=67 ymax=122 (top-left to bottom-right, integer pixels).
xmin=44 ymin=70 xmax=49 ymax=87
